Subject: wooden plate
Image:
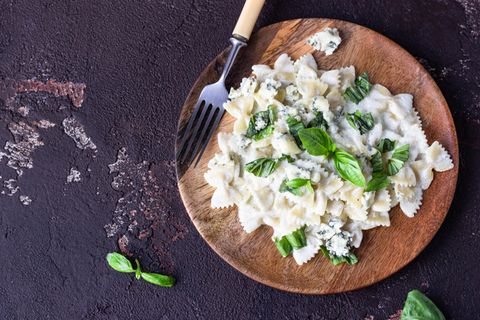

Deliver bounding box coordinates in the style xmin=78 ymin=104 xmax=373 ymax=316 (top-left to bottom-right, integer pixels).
xmin=176 ymin=19 xmax=458 ymax=294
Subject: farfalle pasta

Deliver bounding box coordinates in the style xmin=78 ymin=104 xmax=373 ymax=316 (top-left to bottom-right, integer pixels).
xmin=204 ymin=52 xmax=454 ymax=266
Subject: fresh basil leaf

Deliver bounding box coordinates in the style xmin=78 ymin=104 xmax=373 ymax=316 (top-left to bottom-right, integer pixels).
xmin=370 ymin=152 xmax=384 ymax=176
xmin=245 ymin=105 xmax=276 ymax=141
xmin=320 ymin=246 xmax=358 ymax=265
xmin=134 ymin=259 xmax=142 ymax=280
xmin=286 ymin=227 xmax=307 ymax=249
xmin=355 ymin=72 xmax=372 ymax=96
xmin=387 ymin=144 xmax=410 ymax=176
xmin=333 ymin=149 xmax=366 ymax=187
xmin=343 ymin=87 xmax=363 ymax=104
xmin=140 ymin=272 xmax=176 ymax=287
xmin=392 ymin=144 xmax=410 ymax=162
xmin=285 ymin=178 xmax=310 ymax=188
xmin=401 ymin=290 xmax=445 ymax=320
xmin=308 ymin=111 xmax=329 ymax=131
xmin=106 ymin=252 xmax=135 ymax=273
xmin=298 ymin=127 xmax=336 ymax=157
xmin=365 ymin=174 xmax=390 ymax=192
xmin=275 ymin=236 xmax=293 ymax=257
xmin=343 ymin=72 xmax=373 ymax=104
xmin=286 ymin=116 xmax=305 ymax=148
xmin=377 ymin=138 xmax=396 ymax=153
xmin=245 ymin=158 xmax=278 ymax=177
xmin=279 ymin=179 xmax=304 ymax=196
xmin=346 ymin=110 xmax=374 ymax=135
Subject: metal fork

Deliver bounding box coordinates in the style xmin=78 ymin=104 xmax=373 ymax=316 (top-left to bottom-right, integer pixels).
xmin=176 ymin=0 xmax=265 ymax=169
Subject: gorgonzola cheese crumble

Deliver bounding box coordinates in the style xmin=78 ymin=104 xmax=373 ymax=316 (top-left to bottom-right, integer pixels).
xmin=307 ymin=27 xmax=342 ymax=55
xmin=204 ymin=51 xmax=454 ymax=266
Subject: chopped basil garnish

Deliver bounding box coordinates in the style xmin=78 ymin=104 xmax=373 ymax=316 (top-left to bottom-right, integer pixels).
xmin=365 ymin=151 xmax=390 ymax=192
xmin=401 ymin=290 xmax=445 ymax=320
xmin=106 ymin=252 xmax=175 ymax=287
xmin=346 ymin=110 xmax=375 ymax=134
xmin=279 ymin=178 xmax=314 ymax=196
xmin=286 ymin=116 xmax=305 ymax=148
xmin=274 ymin=237 xmax=293 ymax=257
xmin=298 ymin=127 xmax=365 ymax=187
xmin=245 ymin=154 xmax=295 ymax=177
xmin=376 ymin=138 xmax=396 ymax=153
xmin=320 ymin=246 xmax=358 ymax=265
xmin=274 ymin=227 xmax=307 ymax=257
xmin=343 ymin=72 xmax=373 ymax=104
xmin=245 ymin=105 xmax=276 ymax=141
xmin=387 ymin=144 xmax=410 ymax=176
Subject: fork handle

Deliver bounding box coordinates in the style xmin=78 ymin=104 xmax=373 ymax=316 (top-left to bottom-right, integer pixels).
xmin=232 ymin=0 xmax=266 ymax=41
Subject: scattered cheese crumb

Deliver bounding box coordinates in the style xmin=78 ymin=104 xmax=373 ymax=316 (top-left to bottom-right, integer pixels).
xmin=307 ymin=27 xmax=342 ymax=55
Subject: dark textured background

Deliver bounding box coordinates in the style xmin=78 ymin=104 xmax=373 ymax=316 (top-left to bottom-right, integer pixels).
xmin=0 ymin=0 xmax=479 ymax=319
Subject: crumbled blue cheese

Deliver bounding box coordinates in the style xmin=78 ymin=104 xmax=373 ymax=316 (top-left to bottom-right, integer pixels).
xmin=258 ymin=78 xmax=281 ymax=100
xmin=326 ymin=231 xmax=352 ymax=257
xmin=285 ymin=85 xmax=301 ymax=103
xmin=317 ymin=217 xmax=353 ymax=257
xmin=254 ymin=117 xmax=268 ymax=131
xmin=307 ymin=28 xmax=342 ymax=56
xmin=228 ymin=76 xmax=258 ymax=100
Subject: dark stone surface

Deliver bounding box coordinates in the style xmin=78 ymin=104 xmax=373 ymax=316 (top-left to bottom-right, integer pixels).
xmin=0 ymin=0 xmax=478 ymax=319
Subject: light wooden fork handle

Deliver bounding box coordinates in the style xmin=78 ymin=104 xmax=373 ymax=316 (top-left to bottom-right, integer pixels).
xmin=232 ymin=0 xmax=266 ymax=41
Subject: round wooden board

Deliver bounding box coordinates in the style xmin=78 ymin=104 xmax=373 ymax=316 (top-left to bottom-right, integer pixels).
xmin=176 ymin=19 xmax=459 ymax=294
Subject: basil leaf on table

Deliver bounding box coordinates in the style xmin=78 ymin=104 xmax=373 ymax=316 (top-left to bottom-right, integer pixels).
xmin=106 ymin=252 xmax=135 ymax=273
xmin=141 ymin=273 xmax=176 ymax=288
xmin=387 ymin=144 xmax=410 ymax=176
xmin=333 ymin=149 xmax=366 ymax=187
xmin=346 ymin=110 xmax=375 ymax=135
xmin=245 ymin=105 xmax=276 ymax=141
xmin=401 ymin=289 xmax=445 ymax=320
xmin=106 ymin=252 xmax=175 ymax=287
xmin=298 ymin=127 xmax=336 ymax=157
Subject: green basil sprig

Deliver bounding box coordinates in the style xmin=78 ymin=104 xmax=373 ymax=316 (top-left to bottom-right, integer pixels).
xmin=401 ymin=290 xmax=445 ymax=320
xmin=298 ymin=127 xmax=366 ymax=187
xmin=245 ymin=105 xmax=276 ymax=141
xmin=346 ymin=110 xmax=375 ymax=134
xmin=320 ymin=246 xmax=358 ymax=265
xmin=343 ymin=72 xmax=373 ymax=104
xmin=106 ymin=252 xmax=175 ymax=287
xmin=274 ymin=227 xmax=307 ymax=257
xmin=245 ymin=154 xmax=295 ymax=177
xmin=279 ymin=178 xmax=314 ymax=196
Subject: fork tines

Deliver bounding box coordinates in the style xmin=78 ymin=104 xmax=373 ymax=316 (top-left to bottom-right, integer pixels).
xmin=176 ymin=100 xmax=225 ymax=168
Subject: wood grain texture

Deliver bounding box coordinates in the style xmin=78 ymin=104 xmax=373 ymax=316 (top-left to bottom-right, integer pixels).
xmin=176 ymin=19 xmax=459 ymax=294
